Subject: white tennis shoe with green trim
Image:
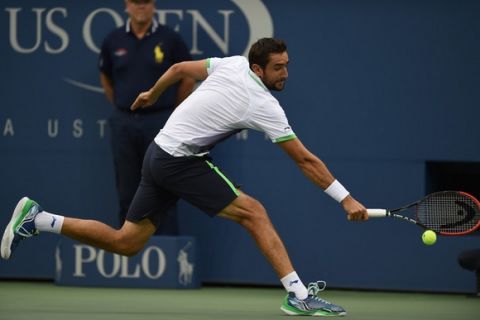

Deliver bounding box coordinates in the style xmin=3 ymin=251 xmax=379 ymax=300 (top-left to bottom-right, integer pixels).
xmin=1 ymin=197 xmax=41 ymax=260
xmin=281 ymin=281 xmax=346 ymax=317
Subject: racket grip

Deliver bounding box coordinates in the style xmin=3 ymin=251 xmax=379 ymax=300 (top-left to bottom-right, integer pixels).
xmin=367 ymin=209 xmax=388 ymax=217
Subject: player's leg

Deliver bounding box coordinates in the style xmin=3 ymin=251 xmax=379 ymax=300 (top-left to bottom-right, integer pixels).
xmin=61 ymin=217 xmax=155 ymax=256
xmin=218 ymin=191 xmax=294 ymax=279
xmin=0 ymin=196 xmax=157 ymax=260
xmin=144 ymin=148 xmax=347 ymax=316
xmin=218 ymin=192 xmax=346 ymax=317
xmin=218 ymin=192 xmax=310 ymax=301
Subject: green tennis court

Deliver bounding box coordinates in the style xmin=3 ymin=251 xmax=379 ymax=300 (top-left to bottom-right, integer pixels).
xmin=0 ymin=281 xmax=478 ymax=320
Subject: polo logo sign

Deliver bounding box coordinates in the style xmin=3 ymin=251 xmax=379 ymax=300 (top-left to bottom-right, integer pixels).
xmin=55 ymin=236 xmax=199 ymax=289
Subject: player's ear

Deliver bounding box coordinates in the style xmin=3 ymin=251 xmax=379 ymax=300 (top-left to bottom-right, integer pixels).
xmin=251 ymin=64 xmax=264 ymax=78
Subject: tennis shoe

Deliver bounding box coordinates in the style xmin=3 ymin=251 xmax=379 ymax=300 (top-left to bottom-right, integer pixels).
xmin=1 ymin=197 xmax=41 ymax=260
xmin=281 ymin=281 xmax=346 ymax=317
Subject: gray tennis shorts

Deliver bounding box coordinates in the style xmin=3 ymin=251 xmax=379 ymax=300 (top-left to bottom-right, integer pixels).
xmin=126 ymin=142 xmax=239 ymax=228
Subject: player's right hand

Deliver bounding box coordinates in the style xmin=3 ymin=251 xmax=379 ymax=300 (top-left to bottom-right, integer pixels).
xmin=342 ymin=196 xmax=368 ymax=221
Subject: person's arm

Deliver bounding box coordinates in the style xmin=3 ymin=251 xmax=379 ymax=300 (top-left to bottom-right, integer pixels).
xmin=278 ymin=138 xmax=368 ymax=221
xmin=99 ymin=72 xmax=114 ymax=104
xmin=175 ymin=77 xmax=196 ymax=107
xmin=131 ymin=60 xmax=208 ymax=111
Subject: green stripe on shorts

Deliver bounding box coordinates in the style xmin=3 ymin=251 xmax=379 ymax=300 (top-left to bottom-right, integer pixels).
xmin=205 ymin=161 xmax=240 ymax=196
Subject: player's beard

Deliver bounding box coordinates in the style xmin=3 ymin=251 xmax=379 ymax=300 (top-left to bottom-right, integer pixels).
xmin=266 ymin=79 xmax=286 ymax=91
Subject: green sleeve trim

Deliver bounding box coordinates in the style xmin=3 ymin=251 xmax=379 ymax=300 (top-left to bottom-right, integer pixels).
xmin=205 ymin=58 xmax=211 ymax=69
xmin=274 ymin=134 xmax=297 ymax=143
xmin=205 ymin=161 xmax=240 ymax=196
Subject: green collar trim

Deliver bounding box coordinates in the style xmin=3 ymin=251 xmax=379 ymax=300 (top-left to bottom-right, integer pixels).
xmin=248 ymin=70 xmax=268 ymax=91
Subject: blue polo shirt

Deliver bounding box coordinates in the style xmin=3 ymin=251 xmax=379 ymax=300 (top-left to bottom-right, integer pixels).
xmin=99 ymin=20 xmax=191 ymax=112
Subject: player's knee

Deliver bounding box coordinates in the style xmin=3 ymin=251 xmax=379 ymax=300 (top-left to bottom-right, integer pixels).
xmin=240 ymin=197 xmax=270 ymax=229
xmin=114 ymin=234 xmax=145 ymax=257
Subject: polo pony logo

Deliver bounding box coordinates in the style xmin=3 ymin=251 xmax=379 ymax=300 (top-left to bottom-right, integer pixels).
xmin=177 ymin=242 xmax=194 ymax=286
xmin=154 ymin=45 xmax=164 ymax=63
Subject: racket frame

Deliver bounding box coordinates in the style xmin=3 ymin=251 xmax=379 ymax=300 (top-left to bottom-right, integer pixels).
xmin=367 ymin=191 xmax=480 ymax=236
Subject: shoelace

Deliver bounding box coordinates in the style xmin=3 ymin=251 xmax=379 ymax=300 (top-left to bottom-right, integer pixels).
xmin=15 ymin=206 xmax=40 ymax=238
xmin=307 ymin=281 xmax=332 ymax=305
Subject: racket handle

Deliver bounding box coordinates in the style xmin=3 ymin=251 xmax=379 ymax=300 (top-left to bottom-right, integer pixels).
xmin=367 ymin=209 xmax=388 ymax=217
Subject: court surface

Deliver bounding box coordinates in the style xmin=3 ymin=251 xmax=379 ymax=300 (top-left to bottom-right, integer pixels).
xmin=0 ymin=281 xmax=478 ymax=320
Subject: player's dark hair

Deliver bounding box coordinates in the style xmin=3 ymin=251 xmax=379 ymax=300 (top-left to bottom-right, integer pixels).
xmin=248 ymin=38 xmax=287 ymax=69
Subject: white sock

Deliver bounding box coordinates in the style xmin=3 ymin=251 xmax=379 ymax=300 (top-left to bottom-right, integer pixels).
xmin=281 ymin=271 xmax=308 ymax=300
xmin=34 ymin=211 xmax=64 ymax=234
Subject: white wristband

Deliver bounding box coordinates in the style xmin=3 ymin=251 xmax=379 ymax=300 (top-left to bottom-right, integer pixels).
xmin=324 ymin=180 xmax=350 ymax=203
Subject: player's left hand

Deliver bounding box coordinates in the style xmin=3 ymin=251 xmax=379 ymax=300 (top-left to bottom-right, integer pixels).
xmin=131 ymin=90 xmax=155 ymax=111
xmin=341 ymin=195 xmax=368 ymax=221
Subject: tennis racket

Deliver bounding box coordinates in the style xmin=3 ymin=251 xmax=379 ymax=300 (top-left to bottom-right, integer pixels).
xmin=367 ymin=191 xmax=480 ymax=236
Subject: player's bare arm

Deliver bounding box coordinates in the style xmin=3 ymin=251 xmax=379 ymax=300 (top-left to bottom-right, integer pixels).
xmin=131 ymin=59 xmax=208 ymax=111
xmin=278 ymin=138 xmax=367 ymax=220
xmin=175 ymin=77 xmax=196 ymax=107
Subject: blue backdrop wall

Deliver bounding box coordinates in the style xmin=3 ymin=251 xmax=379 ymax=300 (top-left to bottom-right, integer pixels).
xmin=1 ymin=0 xmax=479 ymax=293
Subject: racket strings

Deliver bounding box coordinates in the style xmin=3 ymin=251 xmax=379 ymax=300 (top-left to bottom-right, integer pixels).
xmin=417 ymin=192 xmax=480 ymax=234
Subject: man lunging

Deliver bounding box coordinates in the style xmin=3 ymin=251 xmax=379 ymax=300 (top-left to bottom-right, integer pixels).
xmin=2 ymin=38 xmax=367 ymax=317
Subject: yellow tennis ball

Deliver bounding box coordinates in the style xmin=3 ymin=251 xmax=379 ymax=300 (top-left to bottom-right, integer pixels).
xmin=422 ymin=230 xmax=437 ymax=245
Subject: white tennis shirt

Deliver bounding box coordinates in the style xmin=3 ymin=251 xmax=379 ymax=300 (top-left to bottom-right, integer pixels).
xmin=154 ymin=55 xmax=296 ymax=156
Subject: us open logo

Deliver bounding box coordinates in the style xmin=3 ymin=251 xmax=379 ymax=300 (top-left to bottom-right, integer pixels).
xmin=5 ymin=0 xmax=273 ymax=94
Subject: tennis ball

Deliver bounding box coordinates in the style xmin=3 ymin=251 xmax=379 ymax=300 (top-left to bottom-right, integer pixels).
xmin=422 ymin=230 xmax=437 ymax=245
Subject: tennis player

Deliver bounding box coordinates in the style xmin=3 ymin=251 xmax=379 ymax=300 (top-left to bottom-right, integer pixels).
xmin=1 ymin=38 xmax=367 ymax=317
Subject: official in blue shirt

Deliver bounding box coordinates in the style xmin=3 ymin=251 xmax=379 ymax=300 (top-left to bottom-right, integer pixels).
xmin=99 ymin=0 xmax=195 ymax=234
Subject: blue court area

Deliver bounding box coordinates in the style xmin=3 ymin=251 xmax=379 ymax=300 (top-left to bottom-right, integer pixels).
xmin=0 ymin=281 xmax=478 ymax=320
